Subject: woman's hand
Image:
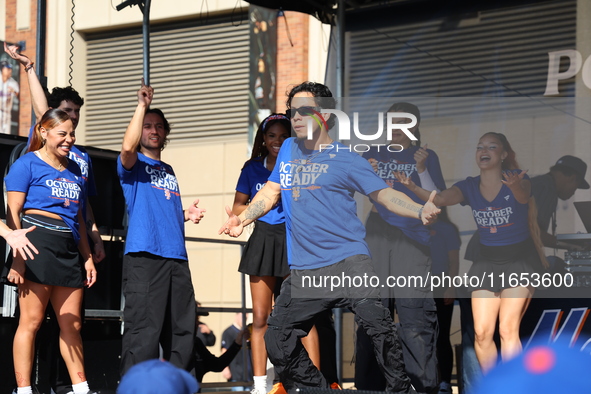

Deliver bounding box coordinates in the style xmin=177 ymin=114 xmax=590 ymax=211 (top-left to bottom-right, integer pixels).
xmin=367 ymin=158 xmax=379 ymax=173
xmin=84 ymin=258 xmax=97 ymax=288
xmin=501 ymin=169 xmax=527 ymax=189
xmin=4 ymin=226 xmax=39 ymax=260
xmin=414 ymin=144 xmax=429 ymax=173
xmin=4 ymin=43 xmax=32 ymax=68
xmin=219 ymin=206 xmax=244 ymax=238
xmin=394 ymin=171 xmax=418 ymax=192
xmin=6 ymin=256 xmax=26 ymax=285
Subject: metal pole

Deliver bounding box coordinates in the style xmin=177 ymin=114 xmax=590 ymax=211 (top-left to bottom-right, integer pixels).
xmin=335 ymin=0 xmax=345 ymax=99
xmin=34 ymin=0 xmax=47 ymax=125
xmin=334 ymin=2 xmax=346 ymax=384
xmin=142 ymin=0 xmax=151 ymax=85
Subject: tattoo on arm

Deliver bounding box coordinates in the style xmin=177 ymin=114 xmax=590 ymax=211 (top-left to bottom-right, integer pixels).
xmin=86 ymin=219 xmax=93 ymax=231
xmin=389 ymin=197 xmax=420 ymax=213
xmin=245 ymin=200 xmax=265 ymax=221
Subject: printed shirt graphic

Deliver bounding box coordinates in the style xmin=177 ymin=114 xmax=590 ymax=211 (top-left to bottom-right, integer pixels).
xmin=117 ymin=153 xmax=187 ymax=260
xmin=453 ymin=174 xmax=530 ymax=246
xmin=236 ymin=159 xmax=284 ymax=225
xmin=268 ymin=138 xmax=388 ymax=270
xmin=362 ymin=145 xmax=446 ymax=245
xmin=5 ymin=152 xmax=85 ymax=243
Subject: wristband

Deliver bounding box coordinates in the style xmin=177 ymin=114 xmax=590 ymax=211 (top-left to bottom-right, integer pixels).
xmin=24 ymin=62 xmax=35 ymax=72
xmin=417 ymin=207 xmax=423 ymax=220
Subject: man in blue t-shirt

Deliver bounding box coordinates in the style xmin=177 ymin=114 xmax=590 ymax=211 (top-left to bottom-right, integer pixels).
xmin=117 ymin=81 xmax=205 ymax=377
xmin=220 ymin=82 xmax=439 ymax=394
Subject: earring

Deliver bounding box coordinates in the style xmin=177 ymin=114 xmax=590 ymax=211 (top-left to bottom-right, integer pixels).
xmin=262 ymin=142 xmax=266 ymax=146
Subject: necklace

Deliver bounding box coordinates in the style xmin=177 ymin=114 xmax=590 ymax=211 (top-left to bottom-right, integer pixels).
xmin=42 ymin=149 xmax=67 ymax=171
xmin=296 ymin=143 xmax=333 ymax=172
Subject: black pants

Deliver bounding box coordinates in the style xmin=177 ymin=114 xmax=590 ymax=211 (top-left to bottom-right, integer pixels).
xmin=434 ymin=294 xmax=454 ymax=383
xmin=120 ymin=252 xmax=196 ymax=376
xmin=357 ymin=213 xmax=438 ymax=394
xmin=264 ymin=255 xmax=412 ymax=394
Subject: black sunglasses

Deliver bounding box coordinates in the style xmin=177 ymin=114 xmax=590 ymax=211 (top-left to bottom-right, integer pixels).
xmin=286 ymin=106 xmax=321 ymax=118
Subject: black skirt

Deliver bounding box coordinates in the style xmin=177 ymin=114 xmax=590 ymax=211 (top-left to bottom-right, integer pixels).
xmin=2 ymin=214 xmax=84 ymax=288
xmin=467 ymin=238 xmax=537 ymax=293
xmin=238 ymin=221 xmax=289 ymax=278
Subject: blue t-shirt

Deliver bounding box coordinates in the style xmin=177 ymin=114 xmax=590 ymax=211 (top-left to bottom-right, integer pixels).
xmin=268 ymin=138 xmax=388 ymax=270
xmin=362 ymin=145 xmax=446 ymax=245
xmin=453 ymin=173 xmax=530 ymax=246
xmin=28 ymin=125 xmax=97 ymax=217
xmin=117 ymin=153 xmax=187 ymax=260
xmin=235 ymin=158 xmax=284 ymax=225
xmin=429 ymin=221 xmax=461 ymax=275
xmin=5 ymin=152 xmax=85 ymax=243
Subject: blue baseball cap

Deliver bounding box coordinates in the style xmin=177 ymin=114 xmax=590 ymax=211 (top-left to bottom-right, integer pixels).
xmin=0 ymin=61 xmax=12 ymax=69
xmin=117 ymin=359 xmax=199 ymax=394
xmin=474 ymin=340 xmax=591 ymax=393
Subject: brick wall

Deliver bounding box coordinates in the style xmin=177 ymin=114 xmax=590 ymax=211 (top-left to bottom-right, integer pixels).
xmin=5 ymin=0 xmax=37 ymax=137
xmin=275 ymin=11 xmax=309 ymax=112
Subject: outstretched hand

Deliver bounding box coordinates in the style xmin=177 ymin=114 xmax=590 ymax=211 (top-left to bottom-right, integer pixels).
xmin=421 ymin=190 xmax=440 ymax=225
xmin=187 ymin=199 xmax=206 ymax=224
xmin=5 ymin=227 xmax=39 ymax=260
xmin=4 ymin=43 xmax=31 ymax=67
xmin=218 ymin=206 xmax=244 ymax=238
xmin=501 ymin=169 xmax=527 ymax=189
xmin=138 ymin=78 xmax=154 ymax=107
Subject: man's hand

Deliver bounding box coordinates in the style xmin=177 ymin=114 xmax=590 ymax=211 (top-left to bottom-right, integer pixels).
xmin=4 ymin=43 xmax=32 ymax=68
xmin=138 ymin=78 xmax=153 ymax=107
xmin=219 ymin=206 xmax=244 ymax=238
xmin=5 ymin=227 xmax=39 ymax=260
xmin=186 ymin=199 xmax=206 ymax=224
xmin=421 ymin=190 xmax=440 ymax=225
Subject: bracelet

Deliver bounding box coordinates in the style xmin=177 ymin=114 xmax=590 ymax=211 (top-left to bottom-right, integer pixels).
xmin=24 ymin=62 xmax=34 ymax=72
xmin=417 ymin=207 xmax=423 ymax=220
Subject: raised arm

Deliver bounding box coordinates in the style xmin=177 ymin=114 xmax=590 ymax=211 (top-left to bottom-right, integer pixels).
xmin=120 ymin=80 xmax=153 ymax=170
xmin=4 ymin=43 xmax=49 ymax=119
xmin=219 ymin=181 xmax=281 ymax=237
xmin=394 ymin=171 xmax=465 ymax=207
xmin=369 ymin=188 xmax=440 ymax=225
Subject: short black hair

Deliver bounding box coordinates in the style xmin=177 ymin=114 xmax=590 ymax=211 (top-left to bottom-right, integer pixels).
xmin=286 ymin=82 xmax=337 ymax=130
xmin=48 ymin=86 xmax=84 ymax=108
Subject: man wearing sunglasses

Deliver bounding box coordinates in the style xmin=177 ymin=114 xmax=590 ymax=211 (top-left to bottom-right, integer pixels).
xmin=220 ymin=82 xmax=439 ymax=394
